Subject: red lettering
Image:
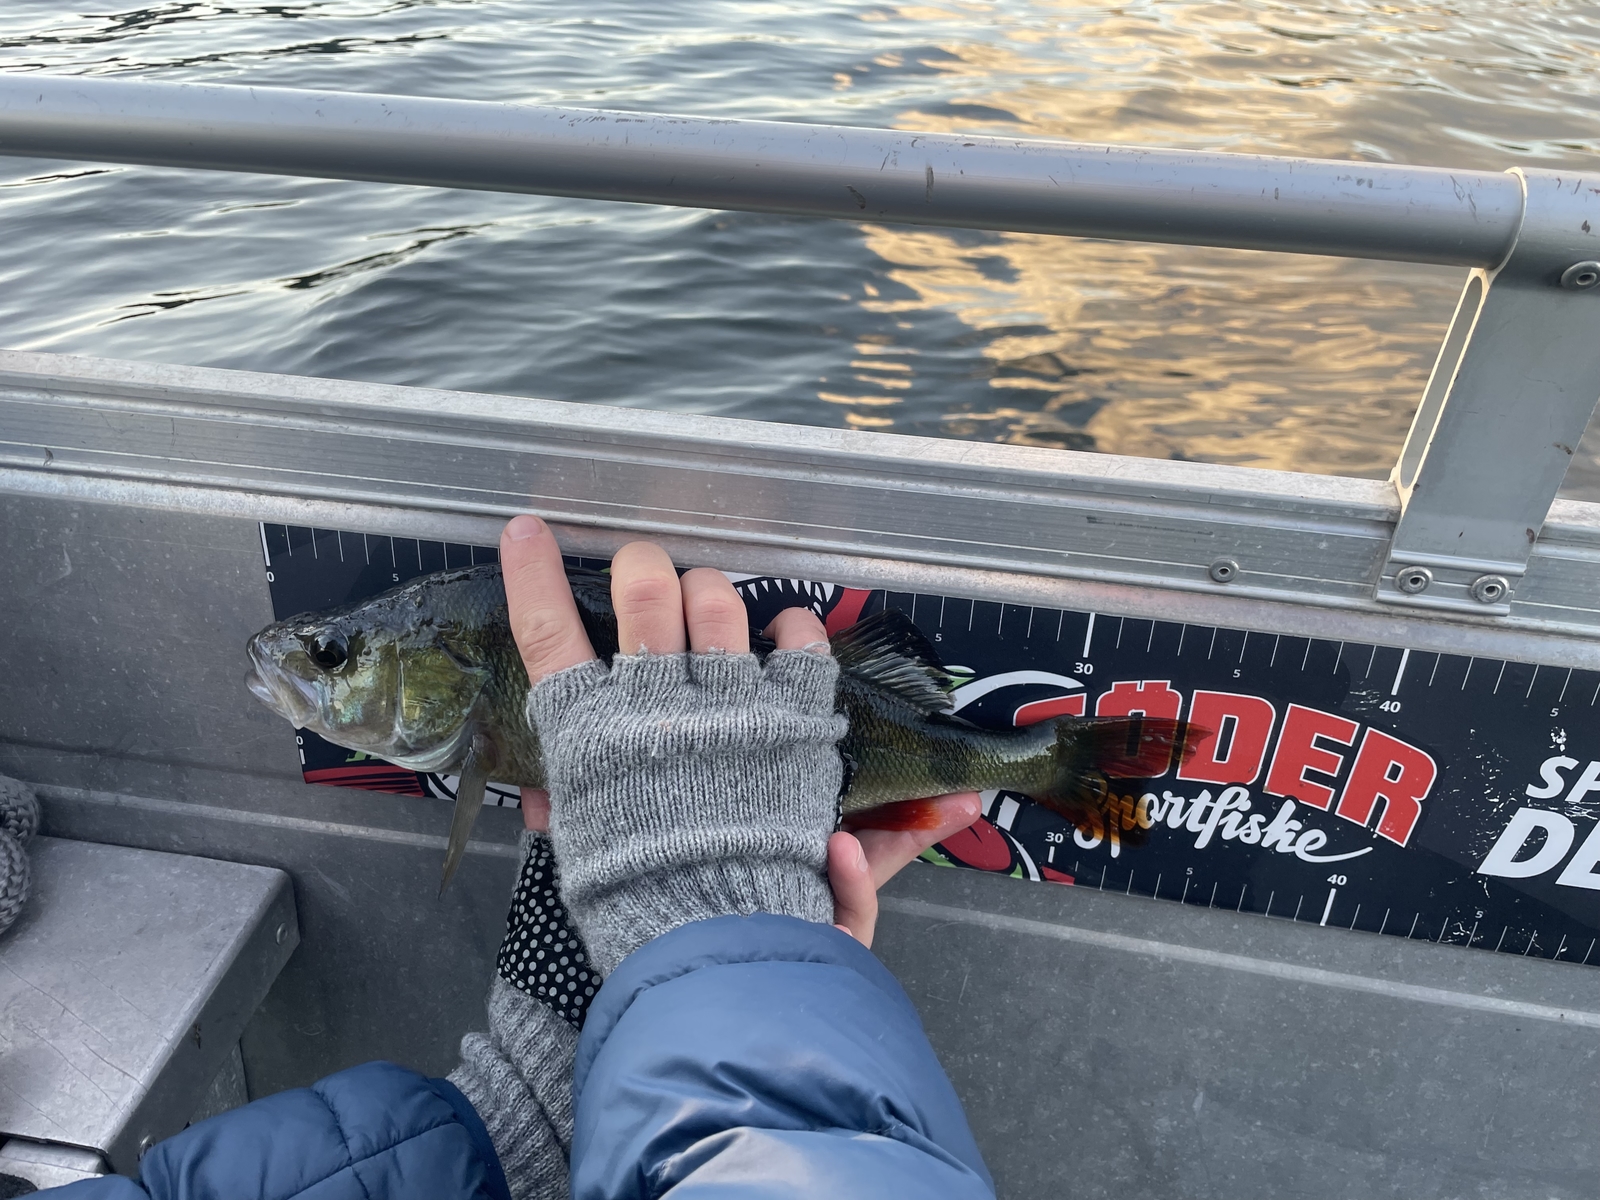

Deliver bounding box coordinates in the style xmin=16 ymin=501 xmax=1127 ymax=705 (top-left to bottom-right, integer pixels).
xmin=1263 ymin=704 xmax=1358 ymax=810
xmin=1178 ymin=691 xmax=1277 ymax=786
xmin=1335 ymin=729 xmax=1436 ymax=846
xmin=1096 ymin=680 xmax=1183 ymax=777
xmin=1014 ymin=694 xmax=1086 ymax=726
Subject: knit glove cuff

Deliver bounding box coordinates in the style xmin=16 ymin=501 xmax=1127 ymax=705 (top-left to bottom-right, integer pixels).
xmin=528 ymin=649 xmax=846 ymax=976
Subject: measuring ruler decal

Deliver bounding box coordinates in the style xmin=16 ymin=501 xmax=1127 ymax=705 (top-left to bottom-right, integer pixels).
xmin=261 ymin=524 xmax=1600 ymax=968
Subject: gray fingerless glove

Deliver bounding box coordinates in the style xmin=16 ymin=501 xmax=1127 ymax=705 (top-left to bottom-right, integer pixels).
xmin=528 ymin=649 xmax=847 ymax=976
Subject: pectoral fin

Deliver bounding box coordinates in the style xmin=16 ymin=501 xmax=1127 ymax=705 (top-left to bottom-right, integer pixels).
xmin=440 ymin=731 xmax=497 ymax=897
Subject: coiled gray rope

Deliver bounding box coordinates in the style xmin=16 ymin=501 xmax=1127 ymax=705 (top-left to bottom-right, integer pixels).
xmin=0 ymin=776 xmax=39 ymax=937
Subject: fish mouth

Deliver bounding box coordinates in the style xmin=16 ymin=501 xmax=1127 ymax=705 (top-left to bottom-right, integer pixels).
xmin=244 ymin=636 xmax=321 ymax=727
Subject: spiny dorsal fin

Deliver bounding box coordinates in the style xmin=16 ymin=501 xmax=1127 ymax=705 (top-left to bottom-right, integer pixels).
xmin=831 ymin=609 xmax=953 ymax=714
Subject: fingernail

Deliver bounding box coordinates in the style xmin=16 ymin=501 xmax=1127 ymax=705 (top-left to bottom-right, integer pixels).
xmin=506 ymin=515 xmax=544 ymax=542
xmin=852 ymin=837 xmax=867 ymax=872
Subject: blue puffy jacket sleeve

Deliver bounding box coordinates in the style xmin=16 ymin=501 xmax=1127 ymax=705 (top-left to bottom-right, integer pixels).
xmin=571 ymin=913 xmax=995 ymax=1200
xmin=39 ymin=1062 xmax=510 ymax=1200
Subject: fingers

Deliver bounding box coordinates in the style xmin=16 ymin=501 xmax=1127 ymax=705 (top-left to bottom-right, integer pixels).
xmin=764 ymin=607 xmax=829 ymax=653
xmin=521 ymin=788 xmax=550 ymax=832
xmin=681 ymin=569 xmax=750 ymax=654
xmin=611 ymin=542 xmax=687 ymax=655
xmin=501 ymin=516 xmax=597 ymax=683
xmin=827 ymin=831 xmax=878 ymax=948
xmin=853 ymin=792 xmax=982 ymax=888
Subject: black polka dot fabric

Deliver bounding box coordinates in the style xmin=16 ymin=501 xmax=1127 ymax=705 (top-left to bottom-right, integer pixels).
xmin=497 ymin=837 xmax=599 ymax=1027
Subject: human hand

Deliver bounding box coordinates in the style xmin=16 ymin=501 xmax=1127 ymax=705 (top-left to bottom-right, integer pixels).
xmin=826 ymin=793 xmax=981 ymax=948
xmin=521 ymin=791 xmax=981 ymax=949
xmin=500 ymin=516 xmax=849 ymax=974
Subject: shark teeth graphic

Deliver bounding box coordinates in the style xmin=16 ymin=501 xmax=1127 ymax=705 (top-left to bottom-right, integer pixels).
xmin=724 ymin=574 xmax=837 ymax=614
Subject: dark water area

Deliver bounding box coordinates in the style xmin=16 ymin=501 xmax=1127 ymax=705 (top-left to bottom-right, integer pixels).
xmin=2 ymin=1 xmax=1599 ymax=492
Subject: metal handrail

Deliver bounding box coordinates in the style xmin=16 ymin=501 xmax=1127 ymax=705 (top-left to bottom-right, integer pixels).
xmin=1 ymin=74 xmax=1597 ymax=619
xmin=0 ymin=74 xmax=1523 ymax=267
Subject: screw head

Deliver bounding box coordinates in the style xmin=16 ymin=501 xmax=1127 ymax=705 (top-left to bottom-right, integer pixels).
xmin=1208 ymin=559 xmax=1239 ymax=584
xmin=1395 ymin=565 xmax=1432 ymax=594
xmin=1469 ymin=574 xmax=1511 ymax=605
xmin=1560 ymin=260 xmax=1600 ymax=291
xmin=275 ymin=923 xmax=289 ymax=946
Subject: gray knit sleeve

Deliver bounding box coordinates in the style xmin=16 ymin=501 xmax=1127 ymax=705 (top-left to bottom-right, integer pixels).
xmin=449 ymin=979 xmax=577 ymax=1200
xmin=448 ymin=831 xmax=585 ymax=1200
xmin=528 ymin=648 xmax=847 ymax=977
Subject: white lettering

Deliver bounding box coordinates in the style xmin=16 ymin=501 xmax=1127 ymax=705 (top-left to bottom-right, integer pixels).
xmin=1291 ymin=828 xmax=1372 ymax=863
xmin=1194 ymin=786 xmax=1250 ymax=849
xmin=1555 ymin=822 xmax=1600 ymax=890
xmin=1259 ymin=800 xmax=1304 ymax=853
xmin=1527 ymin=755 xmax=1578 ymax=799
xmin=1184 ymin=790 xmax=1217 ymax=835
xmin=1477 ymin=807 xmax=1576 ymax=878
xmin=1565 ymin=761 xmax=1600 ymax=805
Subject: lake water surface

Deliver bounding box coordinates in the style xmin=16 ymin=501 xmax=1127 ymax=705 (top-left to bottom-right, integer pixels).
xmin=3 ymin=1 xmax=1599 ymax=492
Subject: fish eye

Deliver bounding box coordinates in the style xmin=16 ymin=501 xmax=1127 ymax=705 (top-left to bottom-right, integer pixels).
xmin=307 ymin=632 xmax=348 ymax=670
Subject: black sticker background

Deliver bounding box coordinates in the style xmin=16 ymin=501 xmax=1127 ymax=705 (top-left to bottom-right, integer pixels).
xmin=259 ymin=525 xmax=1600 ymax=968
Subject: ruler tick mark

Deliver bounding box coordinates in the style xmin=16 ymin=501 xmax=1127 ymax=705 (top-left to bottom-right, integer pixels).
xmin=259 ymin=524 xmax=272 ymax=569
xmin=938 ymin=597 xmax=946 ymax=628
xmin=1126 ymin=872 xmax=1134 ymax=895
xmin=1408 ymin=912 xmax=1420 ymax=938
xmin=1081 ymin=613 xmax=1095 ymax=656
xmin=362 ymin=533 xmax=371 ymax=565
xmin=1208 ymin=881 xmax=1217 ymax=908
xmin=1154 ymin=873 xmax=1163 ymax=899
xmin=1177 ymin=625 xmax=1187 ymax=655
xmin=1555 ymin=934 xmax=1568 ymax=959
xmin=1559 ymin=668 xmax=1573 ymax=702
xmin=1318 ymin=888 xmax=1336 ymax=926
xmin=1462 ymin=658 xmax=1474 ymax=690
xmin=1467 ymin=920 xmax=1478 ymax=946
xmin=1055 ymin=610 xmax=1065 ymax=642
xmin=1428 ymin=653 xmax=1441 ymax=687
xmin=1364 ymin=645 xmax=1376 ymax=679
xmin=1292 ymin=895 xmax=1304 ymax=922
xmin=1377 ymin=908 xmax=1390 ymax=935
xmin=310 ymin=530 xmax=318 ymax=559
xmin=1332 ymin=642 xmax=1343 ymax=674
xmin=1237 ymin=884 xmax=1247 ymax=912
xmin=1526 ymin=665 xmax=1539 ymax=699
xmin=1495 ymin=926 xmax=1508 ymax=952
xmin=1265 ymin=890 xmax=1275 ymax=917
xmin=1524 ymin=930 xmax=1540 ymax=956
xmin=1583 ymin=938 xmax=1596 ymax=965
xmin=1391 ymin=648 xmax=1410 ymax=696
xmin=1239 ymin=632 xmax=1248 ymax=662
xmin=336 ymin=531 xmax=344 ymax=562
xmin=1207 ymin=627 xmax=1218 ymax=660
xmin=1180 ymin=876 xmax=1190 ymax=903
xmin=1349 ymin=904 xmax=1360 ymax=930
xmin=1116 ymin=617 xmax=1125 ymax=649
xmin=1146 ymin=622 xmax=1155 ymax=653
xmin=1269 ymin=635 xmax=1281 ymax=667
xmin=1492 ymin=661 xmax=1507 ymax=695
xmin=1026 ymin=608 xmax=1034 ymax=639
xmin=1300 ymin=639 xmax=1312 ymax=671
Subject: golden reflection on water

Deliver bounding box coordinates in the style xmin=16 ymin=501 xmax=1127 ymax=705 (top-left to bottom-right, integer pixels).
xmin=824 ymin=0 xmax=1600 ymax=486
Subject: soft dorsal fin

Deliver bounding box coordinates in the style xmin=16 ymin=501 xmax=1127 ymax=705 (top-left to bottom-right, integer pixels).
xmin=831 ymin=609 xmax=954 ymax=714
